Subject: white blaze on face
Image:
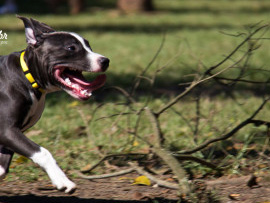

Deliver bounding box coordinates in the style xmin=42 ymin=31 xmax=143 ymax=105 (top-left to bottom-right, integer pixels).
xmin=69 ymin=32 xmax=104 ymax=72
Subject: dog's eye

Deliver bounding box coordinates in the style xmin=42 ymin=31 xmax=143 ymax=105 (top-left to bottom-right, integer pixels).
xmin=66 ymin=45 xmax=76 ymax=51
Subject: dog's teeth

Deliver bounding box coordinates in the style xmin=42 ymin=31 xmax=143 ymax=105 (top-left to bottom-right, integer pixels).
xmin=72 ymin=84 xmax=79 ymax=89
xmin=86 ymin=92 xmax=92 ymax=96
xmin=65 ymin=78 xmax=72 ymax=85
xmin=81 ymin=90 xmax=87 ymax=94
xmin=80 ymin=90 xmax=92 ymax=97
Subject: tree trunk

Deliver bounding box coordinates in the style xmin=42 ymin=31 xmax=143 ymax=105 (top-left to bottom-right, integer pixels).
xmin=117 ymin=0 xmax=154 ymax=13
xmin=69 ymin=0 xmax=84 ymax=15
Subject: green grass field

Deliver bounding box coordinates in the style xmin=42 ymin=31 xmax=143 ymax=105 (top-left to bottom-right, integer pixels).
xmin=1 ymin=0 xmax=270 ymax=183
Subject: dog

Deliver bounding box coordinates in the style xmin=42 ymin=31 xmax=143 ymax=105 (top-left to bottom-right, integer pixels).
xmin=0 ymin=15 xmax=109 ymax=193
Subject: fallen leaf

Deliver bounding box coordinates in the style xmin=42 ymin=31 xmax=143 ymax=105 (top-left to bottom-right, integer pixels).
xmin=133 ymin=140 xmax=139 ymax=147
xmin=258 ymin=164 xmax=267 ymax=169
xmin=80 ymin=164 xmax=92 ymax=172
xmin=132 ymin=175 xmax=151 ymax=186
xmin=166 ymin=178 xmax=174 ymax=182
xmin=15 ymin=156 xmax=28 ymax=164
xmin=229 ymin=193 xmax=240 ymax=200
xmin=68 ymin=101 xmax=79 ymax=107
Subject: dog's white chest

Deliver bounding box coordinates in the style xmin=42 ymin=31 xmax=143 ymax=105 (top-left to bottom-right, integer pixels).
xmin=22 ymin=92 xmax=45 ymax=132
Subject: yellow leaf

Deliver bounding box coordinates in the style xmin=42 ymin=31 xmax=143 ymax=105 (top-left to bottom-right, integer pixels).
xmin=133 ymin=140 xmax=139 ymax=147
xmin=69 ymin=101 xmax=79 ymax=107
xmin=15 ymin=156 xmax=28 ymax=164
xmin=132 ymin=175 xmax=151 ymax=186
xmin=80 ymin=164 xmax=92 ymax=172
xmin=229 ymin=194 xmax=240 ymax=200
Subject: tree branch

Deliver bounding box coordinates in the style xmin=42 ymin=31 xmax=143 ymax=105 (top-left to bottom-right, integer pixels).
xmin=77 ymin=168 xmax=135 ymax=180
xmin=178 ymin=98 xmax=270 ymax=155
xmin=174 ymin=154 xmax=221 ymax=171
xmin=128 ymin=162 xmax=179 ymax=190
xmin=204 ymin=24 xmax=269 ymax=75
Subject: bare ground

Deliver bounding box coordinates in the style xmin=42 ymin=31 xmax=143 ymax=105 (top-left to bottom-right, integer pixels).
xmin=2 ymin=174 xmax=270 ymax=203
xmin=206 ymin=175 xmax=270 ymax=203
xmin=0 ymin=175 xmax=179 ymax=203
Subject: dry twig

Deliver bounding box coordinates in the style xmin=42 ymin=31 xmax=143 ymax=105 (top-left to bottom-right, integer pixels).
xmin=77 ymin=168 xmax=135 ymax=180
xmin=178 ymin=98 xmax=270 ymax=155
xmin=128 ymin=162 xmax=179 ymax=190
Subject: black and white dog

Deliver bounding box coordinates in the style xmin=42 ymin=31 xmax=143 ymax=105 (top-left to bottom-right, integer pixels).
xmin=0 ymin=16 xmax=109 ymax=193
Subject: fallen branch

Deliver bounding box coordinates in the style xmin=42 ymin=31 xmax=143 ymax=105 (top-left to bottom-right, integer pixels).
xmin=78 ymin=162 xmax=181 ymax=190
xmin=151 ymin=146 xmax=191 ymax=193
xmin=77 ymin=167 xmax=135 ymax=180
xmin=81 ymin=153 xmax=147 ymax=173
xmin=144 ymin=107 xmax=191 ymax=193
xmin=128 ymin=162 xmax=179 ymax=190
xmin=174 ymin=154 xmax=221 ymax=172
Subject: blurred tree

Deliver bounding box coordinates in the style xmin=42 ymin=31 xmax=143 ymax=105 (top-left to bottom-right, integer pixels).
xmin=69 ymin=0 xmax=84 ymax=15
xmin=46 ymin=0 xmax=84 ymax=14
xmin=117 ymin=0 xmax=154 ymax=13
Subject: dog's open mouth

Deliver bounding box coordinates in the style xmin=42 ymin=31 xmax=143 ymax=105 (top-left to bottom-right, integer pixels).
xmin=53 ymin=66 xmax=106 ymax=100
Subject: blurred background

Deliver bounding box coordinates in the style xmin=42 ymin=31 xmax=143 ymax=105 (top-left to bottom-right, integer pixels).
xmin=1 ymin=1 xmax=270 ymax=200
xmin=1 ymin=0 xmax=270 ymax=91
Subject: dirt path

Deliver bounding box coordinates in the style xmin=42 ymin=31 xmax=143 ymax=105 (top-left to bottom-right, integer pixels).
xmin=206 ymin=175 xmax=270 ymax=203
xmin=0 ymin=177 xmax=178 ymax=203
xmin=2 ymin=175 xmax=270 ymax=202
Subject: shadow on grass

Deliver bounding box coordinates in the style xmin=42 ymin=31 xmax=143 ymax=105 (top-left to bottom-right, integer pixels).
xmin=44 ymin=70 xmax=270 ymax=107
xmin=0 ymin=195 xmax=178 ymax=203
xmin=159 ymin=5 xmax=270 ymax=15
xmin=4 ymin=21 xmax=237 ymax=34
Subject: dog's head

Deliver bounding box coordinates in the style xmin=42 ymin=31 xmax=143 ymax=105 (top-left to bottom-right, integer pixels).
xmin=18 ymin=15 xmax=109 ymax=100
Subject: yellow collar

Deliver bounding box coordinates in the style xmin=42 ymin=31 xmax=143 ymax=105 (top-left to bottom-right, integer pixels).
xmin=20 ymin=51 xmax=44 ymax=93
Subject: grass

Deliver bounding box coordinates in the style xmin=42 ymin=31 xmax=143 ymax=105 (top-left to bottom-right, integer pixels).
xmin=1 ymin=0 xmax=270 ymax=183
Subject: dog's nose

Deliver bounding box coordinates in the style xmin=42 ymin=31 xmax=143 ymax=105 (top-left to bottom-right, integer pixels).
xmin=99 ymin=57 xmax=110 ymax=72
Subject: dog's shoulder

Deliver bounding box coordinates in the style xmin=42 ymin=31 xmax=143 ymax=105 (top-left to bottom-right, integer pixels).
xmin=0 ymin=51 xmax=33 ymax=102
xmin=0 ymin=52 xmax=21 ymax=71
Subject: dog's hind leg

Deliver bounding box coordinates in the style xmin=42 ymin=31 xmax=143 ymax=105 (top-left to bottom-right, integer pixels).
xmin=0 ymin=145 xmax=14 ymax=180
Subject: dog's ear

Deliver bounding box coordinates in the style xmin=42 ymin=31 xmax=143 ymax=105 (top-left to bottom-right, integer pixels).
xmin=17 ymin=15 xmax=55 ymax=46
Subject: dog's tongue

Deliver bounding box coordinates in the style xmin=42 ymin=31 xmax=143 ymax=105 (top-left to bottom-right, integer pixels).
xmin=54 ymin=67 xmax=106 ymax=100
xmin=66 ymin=72 xmax=106 ymax=90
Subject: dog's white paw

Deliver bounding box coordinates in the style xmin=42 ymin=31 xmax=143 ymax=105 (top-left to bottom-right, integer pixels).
xmin=31 ymin=147 xmax=77 ymax=193
xmin=52 ymin=176 xmax=76 ymax=193
xmin=0 ymin=166 xmax=6 ymax=180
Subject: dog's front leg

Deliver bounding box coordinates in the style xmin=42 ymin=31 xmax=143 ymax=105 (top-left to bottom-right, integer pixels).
xmin=0 ymin=145 xmax=14 ymax=180
xmin=0 ymin=128 xmax=76 ymax=193
xmin=31 ymin=147 xmax=76 ymax=193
